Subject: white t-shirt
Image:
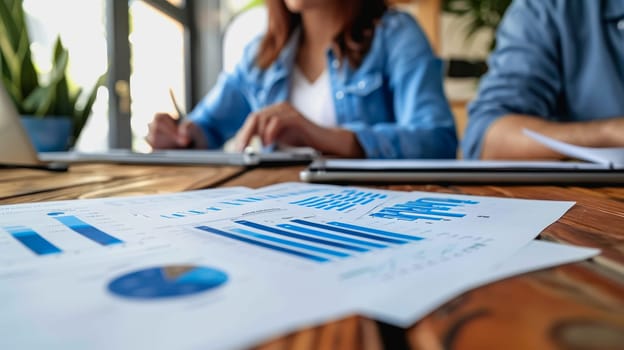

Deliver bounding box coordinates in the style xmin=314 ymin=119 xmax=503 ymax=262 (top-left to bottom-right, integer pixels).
xmin=289 ymin=66 xmax=337 ymax=128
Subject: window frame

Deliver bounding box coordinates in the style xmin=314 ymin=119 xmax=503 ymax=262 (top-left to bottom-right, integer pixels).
xmin=105 ymin=0 xmax=199 ymax=148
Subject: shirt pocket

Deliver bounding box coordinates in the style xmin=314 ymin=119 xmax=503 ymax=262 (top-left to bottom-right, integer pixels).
xmin=342 ymin=72 xmax=388 ymax=123
xmin=344 ymin=72 xmax=383 ymax=95
xmin=243 ymin=82 xmax=266 ymax=111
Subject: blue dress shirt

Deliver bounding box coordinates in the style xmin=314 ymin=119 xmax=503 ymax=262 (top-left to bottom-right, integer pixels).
xmin=463 ymin=0 xmax=624 ymax=159
xmin=188 ymin=10 xmax=457 ymax=159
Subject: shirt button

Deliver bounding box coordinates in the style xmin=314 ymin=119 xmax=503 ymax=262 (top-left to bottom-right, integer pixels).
xmin=357 ymin=81 xmax=366 ymax=89
xmin=618 ymin=19 xmax=624 ymax=30
xmin=335 ymin=91 xmax=345 ymax=100
xmin=332 ymin=59 xmax=340 ymax=69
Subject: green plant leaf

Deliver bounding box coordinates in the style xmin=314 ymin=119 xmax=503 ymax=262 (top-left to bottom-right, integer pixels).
xmin=17 ymin=27 xmax=39 ymax=97
xmin=442 ymin=0 xmax=512 ymax=49
xmin=36 ymin=85 xmax=56 ymax=116
xmin=23 ymin=84 xmax=56 ymax=116
xmin=49 ymin=37 xmax=69 ymax=85
xmin=54 ymin=76 xmax=73 ymax=116
xmin=73 ymin=73 xmax=106 ymax=141
xmin=51 ymin=37 xmax=73 ymax=116
xmin=0 ymin=32 xmax=23 ymax=98
xmin=0 ymin=0 xmax=21 ymax=49
xmin=1 ymin=0 xmax=38 ymax=109
xmin=22 ymin=86 xmax=46 ymax=114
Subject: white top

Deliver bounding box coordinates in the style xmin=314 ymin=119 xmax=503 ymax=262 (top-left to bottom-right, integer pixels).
xmin=289 ymin=67 xmax=337 ymax=128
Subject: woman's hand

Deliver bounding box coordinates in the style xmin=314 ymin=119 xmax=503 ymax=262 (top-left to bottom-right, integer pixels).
xmin=234 ymin=102 xmax=365 ymax=157
xmin=146 ymin=113 xmax=208 ymax=149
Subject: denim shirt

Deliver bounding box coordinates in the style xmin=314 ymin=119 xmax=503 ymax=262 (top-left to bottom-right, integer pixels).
xmin=463 ymin=0 xmax=624 ymax=159
xmin=188 ymin=10 xmax=457 ymax=159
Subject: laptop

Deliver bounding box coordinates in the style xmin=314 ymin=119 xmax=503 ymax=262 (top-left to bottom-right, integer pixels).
xmin=0 ymin=83 xmax=318 ymax=169
xmin=300 ymin=159 xmax=624 ymax=184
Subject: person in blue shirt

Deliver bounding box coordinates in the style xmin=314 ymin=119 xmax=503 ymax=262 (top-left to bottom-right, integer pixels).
xmin=463 ymin=0 xmax=624 ymax=160
xmin=147 ymin=0 xmax=457 ymax=159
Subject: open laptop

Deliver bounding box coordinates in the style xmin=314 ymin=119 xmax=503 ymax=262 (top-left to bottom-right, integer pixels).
xmin=300 ymin=159 xmax=624 ymax=184
xmin=0 ymin=83 xmax=318 ymax=169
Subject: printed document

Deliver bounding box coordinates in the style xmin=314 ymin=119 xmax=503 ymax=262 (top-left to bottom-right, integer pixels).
xmin=0 ymin=183 xmax=598 ymax=349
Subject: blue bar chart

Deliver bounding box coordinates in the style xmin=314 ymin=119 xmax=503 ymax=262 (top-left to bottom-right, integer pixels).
xmin=159 ymin=188 xmax=327 ymax=219
xmin=196 ymin=225 xmax=330 ymax=263
xmin=160 ymin=207 xmax=221 ymax=219
xmin=47 ymin=212 xmax=123 ymax=246
xmin=3 ymin=226 xmax=62 ymax=256
xmin=289 ymin=189 xmax=388 ymax=212
xmin=196 ymin=218 xmax=424 ymax=263
xmin=371 ymin=197 xmax=479 ymax=221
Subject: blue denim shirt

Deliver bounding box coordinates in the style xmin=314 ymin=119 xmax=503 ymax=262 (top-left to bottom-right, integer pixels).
xmin=188 ymin=10 xmax=457 ymax=159
xmin=463 ymin=0 xmax=624 ymax=159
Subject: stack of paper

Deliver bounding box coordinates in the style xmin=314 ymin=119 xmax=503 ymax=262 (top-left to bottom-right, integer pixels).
xmin=0 ymin=183 xmax=598 ymax=349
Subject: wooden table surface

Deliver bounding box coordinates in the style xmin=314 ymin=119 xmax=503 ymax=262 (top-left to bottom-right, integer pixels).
xmin=1 ymin=163 xmax=623 ymax=350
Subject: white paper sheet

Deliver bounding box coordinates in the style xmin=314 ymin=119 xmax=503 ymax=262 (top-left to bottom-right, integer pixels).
xmin=0 ymin=183 xmax=597 ymax=350
xmin=524 ymin=129 xmax=624 ymax=167
xmin=360 ymin=240 xmax=599 ymax=326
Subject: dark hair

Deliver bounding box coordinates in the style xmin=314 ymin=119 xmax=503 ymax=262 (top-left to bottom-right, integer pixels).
xmin=256 ymin=0 xmax=388 ymax=69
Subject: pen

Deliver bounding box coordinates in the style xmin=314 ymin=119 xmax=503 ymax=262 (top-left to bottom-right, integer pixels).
xmin=169 ymin=88 xmax=195 ymax=148
xmin=169 ymin=88 xmax=186 ymax=124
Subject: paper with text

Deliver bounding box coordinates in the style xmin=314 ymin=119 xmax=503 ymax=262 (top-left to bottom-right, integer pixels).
xmin=0 ymin=183 xmax=596 ymax=350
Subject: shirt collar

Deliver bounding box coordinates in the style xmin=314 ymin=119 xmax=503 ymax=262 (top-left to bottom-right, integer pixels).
xmin=264 ymin=27 xmax=301 ymax=80
xmin=603 ymin=0 xmax=624 ymax=20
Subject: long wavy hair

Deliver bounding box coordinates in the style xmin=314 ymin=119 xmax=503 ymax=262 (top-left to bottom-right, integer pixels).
xmin=256 ymin=0 xmax=390 ymax=69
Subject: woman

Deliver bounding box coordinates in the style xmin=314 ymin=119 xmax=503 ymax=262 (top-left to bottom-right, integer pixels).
xmin=147 ymin=0 xmax=457 ymax=159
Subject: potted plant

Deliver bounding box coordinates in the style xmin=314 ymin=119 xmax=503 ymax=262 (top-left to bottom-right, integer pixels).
xmin=443 ymin=0 xmax=513 ymax=50
xmin=0 ymin=0 xmax=105 ymax=151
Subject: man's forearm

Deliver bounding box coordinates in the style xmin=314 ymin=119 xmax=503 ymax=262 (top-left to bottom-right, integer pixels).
xmin=480 ymin=115 xmax=624 ymax=160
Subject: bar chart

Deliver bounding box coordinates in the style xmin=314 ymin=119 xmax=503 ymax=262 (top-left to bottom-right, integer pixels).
xmin=158 ymin=188 xmax=326 ymax=219
xmin=289 ymin=189 xmax=388 ymax=212
xmin=2 ymin=226 xmax=62 ymax=256
xmin=371 ymin=197 xmax=480 ymax=221
xmin=1 ymin=212 xmax=126 ymax=260
xmin=47 ymin=212 xmax=123 ymax=246
xmin=195 ymin=218 xmax=424 ymax=263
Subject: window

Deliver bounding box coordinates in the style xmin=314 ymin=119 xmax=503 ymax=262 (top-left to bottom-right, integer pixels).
xmin=129 ymin=0 xmax=187 ymax=151
xmin=23 ymin=0 xmax=109 ymax=151
xmin=23 ymin=0 xmax=213 ymax=151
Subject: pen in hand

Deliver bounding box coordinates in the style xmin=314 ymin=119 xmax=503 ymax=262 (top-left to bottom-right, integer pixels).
xmin=169 ymin=88 xmax=186 ymax=123
xmin=168 ymin=88 xmax=195 ymax=148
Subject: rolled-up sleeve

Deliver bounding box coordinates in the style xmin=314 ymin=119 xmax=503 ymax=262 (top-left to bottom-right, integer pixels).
xmin=188 ymin=42 xmax=257 ymax=149
xmin=344 ymin=13 xmax=457 ymax=159
xmin=188 ymin=72 xmax=252 ymax=149
xmin=462 ymin=0 xmax=562 ymax=159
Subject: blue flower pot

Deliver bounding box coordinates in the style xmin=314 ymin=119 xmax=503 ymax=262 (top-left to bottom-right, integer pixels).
xmin=20 ymin=116 xmax=73 ymax=152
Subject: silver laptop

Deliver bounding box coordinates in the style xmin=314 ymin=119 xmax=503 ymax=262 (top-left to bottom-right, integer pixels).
xmin=0 ymin=83 xmax=69 ymax=170
xmin=0 ymin=83 xmax=318 ymax=168
xmin=300 ymin=159 xmax=624 ymax=184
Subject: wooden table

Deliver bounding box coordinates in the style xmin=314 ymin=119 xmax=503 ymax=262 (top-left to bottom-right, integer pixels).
xmin=1 ymin=163 xmax=623 ymax=349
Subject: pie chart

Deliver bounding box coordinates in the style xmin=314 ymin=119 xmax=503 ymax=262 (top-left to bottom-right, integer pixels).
xmin=108 ymin=265 xmax=228 ymax=299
